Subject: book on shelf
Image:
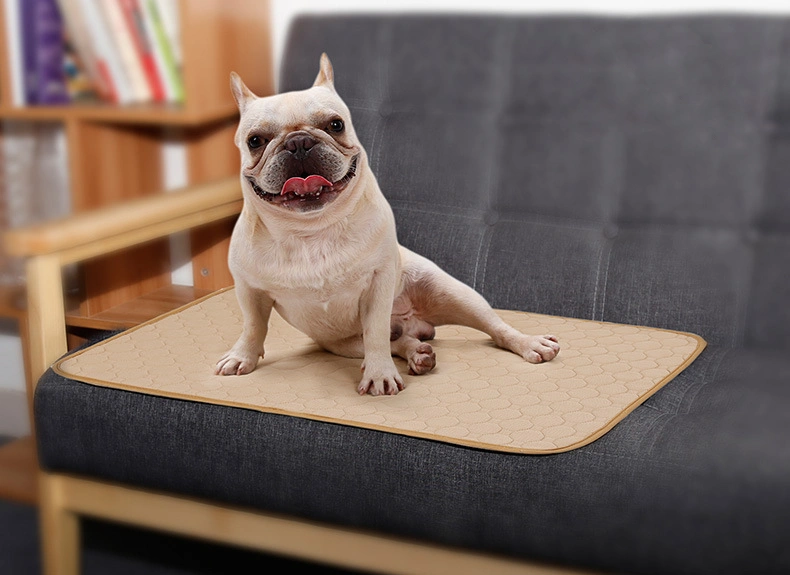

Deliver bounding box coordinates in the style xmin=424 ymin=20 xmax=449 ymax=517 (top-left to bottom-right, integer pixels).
xmin=74 ymin=0 xmax=136 ymax=104
xmin=3 ymin=0 xmax=70 ymax=106
xmin=5 ymin=0 xmax=184 ymax=106
xmin=154 ymin=0 xmax=181 ymax=69
xmin=2 ymin=0 xmax=25 ymax=106
xmin=20 ymin=0 xmax=37 ymax=104
xmin=119 ymin=0 xmax=166 ymax=102
xmin=0 ymin=122 xmax=71 ymax=284
xmin=36 ymin=0 xmax=71 ymax=104
xmin=1 ymin=122 xmax=71 ymax=228
xmin=55 ymin=0 xmax=115 ymax=102
xmin=20 ymin=0 xmax=70 ymax=105
xmin=140 ymin=0 xmax=184 ymax=104
xmin=62 ymin=28 xmax=100 ymax=102
xmin=98 ymin=0 xmax=152 ymax=102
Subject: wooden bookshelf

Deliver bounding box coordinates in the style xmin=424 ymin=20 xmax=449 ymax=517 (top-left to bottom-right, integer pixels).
xmin=0 ymin=0 xmax=273 ymax=505
xmin=0 ymin=101 xmax=238 ymax=125
xmin=65 ymin=284 xmax=213 ymax=331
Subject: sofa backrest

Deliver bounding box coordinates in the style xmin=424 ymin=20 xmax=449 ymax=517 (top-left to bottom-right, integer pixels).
xmin=279 ymin=14 xmax=790 ymax=351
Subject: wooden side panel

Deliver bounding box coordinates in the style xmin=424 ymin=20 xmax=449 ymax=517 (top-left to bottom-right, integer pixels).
xmin=0 ymin=0 xmax=13 ymax=107
xmin=180 ymin=0 xmax=274 ymax=114
xmin=190 ymin=217 xmax=236 ymax=290
xmin=66 ymin=121 xmax=171 ymax=316
xmin=66 ymin=121 xmax=165 ymax=210
xmin=179 ymin=0 xmax=273 ymax=291
xmin=182 ymin=120 xmax=239 ymax=290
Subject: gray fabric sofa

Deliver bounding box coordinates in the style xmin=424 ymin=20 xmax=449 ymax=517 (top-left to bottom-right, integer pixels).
xmin=35 ymin=14 xmax=790 ymax=575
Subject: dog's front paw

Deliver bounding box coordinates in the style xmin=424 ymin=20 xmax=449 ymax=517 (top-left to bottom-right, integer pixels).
xmin=214 ymin=343 xmax=263 ymax=376
xmin=358 ymin=358 xmax=404 ymax=396
xmin=514 ymin=334 xmax=560 ymax=364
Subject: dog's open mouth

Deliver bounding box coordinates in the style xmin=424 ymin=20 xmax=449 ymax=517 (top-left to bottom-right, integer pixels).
xmin=247 ymin=156 xmax=358 ymax=211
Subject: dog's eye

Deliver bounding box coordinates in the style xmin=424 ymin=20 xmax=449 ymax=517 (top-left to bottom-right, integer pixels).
xmin=327 ymin=119 xmax=344 ymax=134
xmin=247 ymin=135 xmax=266 ymax=150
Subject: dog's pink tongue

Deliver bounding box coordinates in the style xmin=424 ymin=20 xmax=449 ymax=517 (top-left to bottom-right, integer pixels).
xmin=281 ymin=175 xmax=333 ymax=196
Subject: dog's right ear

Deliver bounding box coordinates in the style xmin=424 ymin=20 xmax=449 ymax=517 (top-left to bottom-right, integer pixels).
xmin=313 ymin=53 xmax=335 ymax=90
xmin=230 ymin=72 xmax=257 ymax=113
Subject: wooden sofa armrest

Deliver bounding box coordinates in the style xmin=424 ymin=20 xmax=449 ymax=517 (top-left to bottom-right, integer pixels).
xmin=3 ymin=176 xmax=242 ymax=388
xmin=4 ymin=176 xmax=242 ymax=264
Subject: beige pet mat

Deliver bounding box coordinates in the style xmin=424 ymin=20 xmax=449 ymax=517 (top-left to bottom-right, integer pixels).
xmin=56 ymin=287 xmax=706 ymax=454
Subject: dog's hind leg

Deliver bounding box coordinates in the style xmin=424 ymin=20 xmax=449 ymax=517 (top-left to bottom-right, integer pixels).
xmin=322 ymin=335 xmax=364 ymax=359
xmin=399 ymin=247 xmax=560 ymax=364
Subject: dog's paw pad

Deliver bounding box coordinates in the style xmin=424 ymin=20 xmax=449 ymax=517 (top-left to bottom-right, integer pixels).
xmin=408 ymin=343 xmax=436 ymax=375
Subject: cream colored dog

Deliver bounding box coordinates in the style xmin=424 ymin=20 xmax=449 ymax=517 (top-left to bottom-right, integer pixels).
xmin=215 ymin=54 xmax=560 ymax=395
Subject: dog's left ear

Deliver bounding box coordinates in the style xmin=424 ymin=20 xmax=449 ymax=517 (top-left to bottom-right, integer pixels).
xmin=230 ymin=71 xmax=257 ymax=113
xmin=313 ymin=53 xmax=335 ymax=90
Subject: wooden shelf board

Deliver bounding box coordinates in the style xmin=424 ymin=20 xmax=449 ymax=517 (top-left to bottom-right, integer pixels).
xmin=0 ymin=436 xmax=38 ymax=506
xmin=0 ymin=103 xmax=238 ymax=126
xmin=65 ymin=284 xmax=214 ymax=331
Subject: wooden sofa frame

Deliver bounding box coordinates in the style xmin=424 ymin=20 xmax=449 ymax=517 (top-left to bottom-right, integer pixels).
xmin=5 ymin=180 xmax=591 ymax=575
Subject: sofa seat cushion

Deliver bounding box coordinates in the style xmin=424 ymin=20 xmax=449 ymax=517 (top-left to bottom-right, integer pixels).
xmin=35 ymin=345 xmax=790 ymax=575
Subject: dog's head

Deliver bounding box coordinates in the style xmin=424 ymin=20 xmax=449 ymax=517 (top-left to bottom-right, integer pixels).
xmin=231 ymin=54 xmax=362 ymax=215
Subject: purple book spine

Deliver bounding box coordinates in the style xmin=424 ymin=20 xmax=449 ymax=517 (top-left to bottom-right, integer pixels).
xmin=20 ymin=0 xmax=38 ymax=104
xmin=34 ymin=0 xmax=70 ymax=105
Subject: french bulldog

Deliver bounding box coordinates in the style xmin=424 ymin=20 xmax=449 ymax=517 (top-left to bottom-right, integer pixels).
xmin=215 ymin=54 xmax=560 ymax=395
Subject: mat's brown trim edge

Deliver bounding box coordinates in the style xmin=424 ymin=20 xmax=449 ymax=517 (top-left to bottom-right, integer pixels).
xmin=54 ymin=288 xmax=708 ymax=455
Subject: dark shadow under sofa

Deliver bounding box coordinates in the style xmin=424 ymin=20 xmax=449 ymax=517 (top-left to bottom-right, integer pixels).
xmin=31 ymin=13 xmax=790 ymax=575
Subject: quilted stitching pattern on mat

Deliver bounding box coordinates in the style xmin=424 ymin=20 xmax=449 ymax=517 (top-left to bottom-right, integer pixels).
xmin=56 ymin=288 xmax=705 ymax=454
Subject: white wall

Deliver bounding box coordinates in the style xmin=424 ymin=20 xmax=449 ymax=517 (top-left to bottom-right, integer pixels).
xmin=0 ymin=328 xmax=24 ymax=392
xmin=0 ymin=319 xmax=29 ymax=436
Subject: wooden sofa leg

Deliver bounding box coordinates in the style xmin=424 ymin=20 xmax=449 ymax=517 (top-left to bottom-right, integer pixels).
xmin=39 ymin=472 xmax=81 ymax=575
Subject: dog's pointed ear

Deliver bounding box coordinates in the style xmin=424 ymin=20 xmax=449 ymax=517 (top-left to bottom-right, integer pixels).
xmin=230 ymin=71 xmax=257 ymax=113
xmin=313 ymin=53 xmax=335 ymax=89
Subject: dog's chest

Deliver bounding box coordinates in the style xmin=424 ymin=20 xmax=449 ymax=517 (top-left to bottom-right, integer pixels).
xmin=245 ymin=233 xmax=373 ymax=297
xmin=252 ymin=236 xmax=375 ymax=337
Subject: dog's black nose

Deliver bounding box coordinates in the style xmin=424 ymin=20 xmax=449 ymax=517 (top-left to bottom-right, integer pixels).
xmin=285 ymin=135 xmax=316 ymax=158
